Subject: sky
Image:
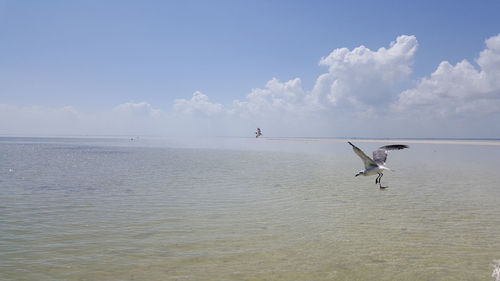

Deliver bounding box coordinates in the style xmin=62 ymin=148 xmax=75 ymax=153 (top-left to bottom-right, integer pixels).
xmin=1 ymin=0 xmax=500 ymax=138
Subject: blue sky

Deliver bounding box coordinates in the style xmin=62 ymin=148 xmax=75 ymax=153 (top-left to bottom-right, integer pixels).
xmin=1 ymin=0 xmax=500 ymax=137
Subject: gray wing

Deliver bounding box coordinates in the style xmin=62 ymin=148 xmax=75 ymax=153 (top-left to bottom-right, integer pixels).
xmin=348 ymin=142 xmax=377 ymax=169
xmin=373 ymin=144 xmax=409 ymax=165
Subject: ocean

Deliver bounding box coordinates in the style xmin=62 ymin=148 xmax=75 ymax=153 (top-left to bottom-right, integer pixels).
xmin=1 ymin=136 xmax=499 ymax=280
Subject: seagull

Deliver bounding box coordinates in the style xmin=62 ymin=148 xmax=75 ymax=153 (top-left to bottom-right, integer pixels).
xmin=255 ymin=128 xmax=262 ymax=138
xmin=348 ymin=141 xmax=409 ymax=189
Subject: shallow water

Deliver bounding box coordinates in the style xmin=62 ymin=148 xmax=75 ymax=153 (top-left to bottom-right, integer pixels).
xmin=1 ymin=137 xmax=499 ymax=280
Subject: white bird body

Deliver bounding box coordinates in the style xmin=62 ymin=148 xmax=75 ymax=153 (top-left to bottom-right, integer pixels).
xmin=348 ymin=141 xmax=408 ymax=189
xmin=360 ymin=165 xmax=389 ymax=177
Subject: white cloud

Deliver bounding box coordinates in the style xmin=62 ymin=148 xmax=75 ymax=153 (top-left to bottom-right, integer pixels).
xmin=307 ymin=35 xmax=418 ymax=109
xmin=173 ymin=91 xmax=224 ymax=116
xmin=113 ymin=101 xmax=161 ymax=117
xmin=393 ymin=33 xmax=500 ymax=117
xmin=232 ymin=77 xmax=308 ymax=117
xmin=3 ymin=34 xmax=500 ymax=138
xmin=103 ymin=102 xmax=168 ymax=135
xmin=227 ymin=78 xmax=343 ymax=137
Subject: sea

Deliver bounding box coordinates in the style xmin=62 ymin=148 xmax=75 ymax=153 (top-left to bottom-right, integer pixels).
xmin=1 ymin=136 xmax=499 ymax=281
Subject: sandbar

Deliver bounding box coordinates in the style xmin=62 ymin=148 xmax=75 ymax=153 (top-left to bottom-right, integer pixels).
xmin=265 ymin=137 xmax=500 ymax=146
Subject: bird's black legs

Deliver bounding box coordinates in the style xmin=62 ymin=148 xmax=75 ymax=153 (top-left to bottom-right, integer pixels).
xmin=377 ymin=173 xmax=388 ymax=189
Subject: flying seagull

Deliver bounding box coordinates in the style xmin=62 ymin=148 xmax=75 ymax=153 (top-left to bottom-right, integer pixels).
xmin=348 ymin=141 xmax=409 ymax=189
xmin=255 ymin=128 xmax=262 ymax=138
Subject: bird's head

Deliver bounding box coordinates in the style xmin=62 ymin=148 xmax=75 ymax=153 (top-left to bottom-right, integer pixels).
xmin=355 ymin=171 xmax=364 ymax=177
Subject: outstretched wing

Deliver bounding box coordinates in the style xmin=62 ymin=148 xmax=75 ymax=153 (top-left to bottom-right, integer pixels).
xmin=348 ymin=142 xmax=377 ymax=169
xmin=373 ymin=144 xmax=409 ymax=165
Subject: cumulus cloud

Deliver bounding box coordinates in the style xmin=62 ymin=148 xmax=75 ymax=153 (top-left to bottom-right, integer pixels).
xmin=172 ymin=35 xmax=419 ymax=126
xmin=113 ymin=101 xmax=161 ymax=117
xmin=102 ymin=101 xmax=169 ymax=135
xmin=227 ymin=77 xmax=337 ymax=136
xmin=173 ymin=91 xmax=224 ymax=116
xmin=3 ymin=34 xmax=500 ymax=138
xmin=307 ymin=35 xmax=418 ymax=110
xmin=232 ymin=77 xmax=309 ymax=117
xmin=393 ymin=33 xmax=500 ymax=117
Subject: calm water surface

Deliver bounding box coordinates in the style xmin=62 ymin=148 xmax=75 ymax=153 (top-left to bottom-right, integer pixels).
xmin=1 ymin=137 xmax=500 ymax=280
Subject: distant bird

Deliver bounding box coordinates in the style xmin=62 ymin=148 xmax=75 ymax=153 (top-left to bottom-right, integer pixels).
xmin=255 ymin=128 xmax=262 ymax=138
xmin=348 ymin=141 xmax=409 ymax=189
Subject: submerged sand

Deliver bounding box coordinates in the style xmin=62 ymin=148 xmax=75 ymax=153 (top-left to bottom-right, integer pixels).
xmin=2 ymin=137 xmax=500 ymax=280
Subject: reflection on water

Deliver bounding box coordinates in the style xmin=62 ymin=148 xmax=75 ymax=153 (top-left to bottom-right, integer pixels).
xmin=1 ymin=137 xmax=500 ymax=280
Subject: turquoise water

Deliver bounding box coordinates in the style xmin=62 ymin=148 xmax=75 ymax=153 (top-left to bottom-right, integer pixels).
xmin=1 ymin=137 xmax=500 ymax=280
